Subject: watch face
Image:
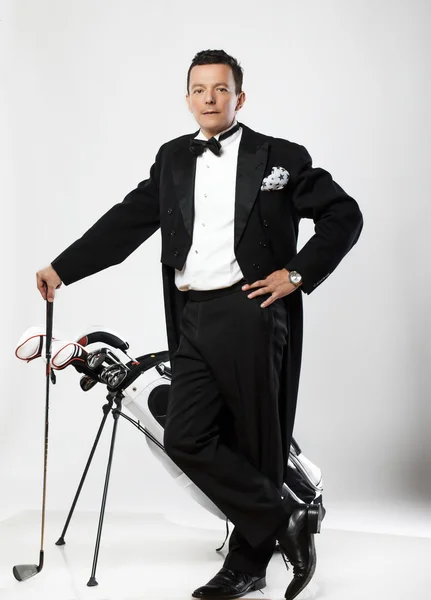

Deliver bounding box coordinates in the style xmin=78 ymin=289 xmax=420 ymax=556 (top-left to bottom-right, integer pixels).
xmin=290 ymin=271 xmax=302 ymax=284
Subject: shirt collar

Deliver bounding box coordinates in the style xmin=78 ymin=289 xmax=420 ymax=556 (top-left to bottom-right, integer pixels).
xmin=195 ymin=119 xmax=240 ymax=144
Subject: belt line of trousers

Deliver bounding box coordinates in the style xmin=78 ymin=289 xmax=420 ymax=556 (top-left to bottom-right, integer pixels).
xmin=163 ymin=280 xmax=292 ymax=576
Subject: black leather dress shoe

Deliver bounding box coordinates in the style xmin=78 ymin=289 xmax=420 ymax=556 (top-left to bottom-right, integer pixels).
xmin=274 ymin=503 xmax=326 ymax=553
xmin=191 ymin=567 xmax=266 ymax=599
xmin=277 ymin=503 xmax=323 ymax=600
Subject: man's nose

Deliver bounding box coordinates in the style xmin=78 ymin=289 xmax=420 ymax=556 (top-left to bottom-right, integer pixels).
xmin=204 ymin=91 xmax=216 ymax=103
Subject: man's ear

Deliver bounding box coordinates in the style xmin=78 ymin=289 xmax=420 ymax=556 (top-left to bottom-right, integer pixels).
xmin=186 ymin=94 xmax=192 ymax=112
xmin=236 ymin=91 xmax=246 ymax=111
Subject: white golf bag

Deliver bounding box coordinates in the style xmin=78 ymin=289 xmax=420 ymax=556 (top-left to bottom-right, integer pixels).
xmin=15 ymin=326 xmax=324 ymax=523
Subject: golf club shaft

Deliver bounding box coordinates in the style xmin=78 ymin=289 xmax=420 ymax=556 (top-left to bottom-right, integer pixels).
xmin=40 ymin=299 xmax=53 ymax=559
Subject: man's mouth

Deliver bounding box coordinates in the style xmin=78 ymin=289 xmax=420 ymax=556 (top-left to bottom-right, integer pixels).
xmin=203 ymin=111 xmax=219 ymax=114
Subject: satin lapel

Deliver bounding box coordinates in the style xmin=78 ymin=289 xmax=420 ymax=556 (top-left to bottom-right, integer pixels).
xmin=171 ymin=123 xmax=268 ymax=244
xmin=171 ymin=134 xmax=198 ymax=239
xmin=234 ymin=123 xmax=269 ymax=249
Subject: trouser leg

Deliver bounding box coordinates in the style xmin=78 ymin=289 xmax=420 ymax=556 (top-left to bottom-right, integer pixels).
xmin=223 ymin=528 xmax=276 ymax=577
xmin=164 ymin=286 xmax=290 ymax=552
xmin=221 ymin=293 xmax=291 ymax=576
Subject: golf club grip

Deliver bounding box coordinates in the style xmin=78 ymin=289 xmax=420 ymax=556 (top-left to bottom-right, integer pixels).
xmin=77 ymin=332 xmax=129 ymax=351
xmin=45 ymin=300 xmax=54 ymax=358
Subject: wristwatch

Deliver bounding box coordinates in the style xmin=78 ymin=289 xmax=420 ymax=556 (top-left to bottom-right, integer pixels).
xmin=288 ymin=270 xmax=302 ymax=286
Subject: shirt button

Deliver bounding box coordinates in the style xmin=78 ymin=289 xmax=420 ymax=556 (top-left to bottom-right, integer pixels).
xmin=202 ymin=223 xmax=205 ymax=227
xmin=167 ymin=208 xmax=173 ymax=214
xmin=263 ymin=220 xmax=268 ymax=227
xmin=194 ymin=249 xmax=199 ymax=254
xmin=206 ymin=165 xmax=210 ymax=169
xmin=173 ymin=249 xmax=179 ymax=257
xmin=204 ymin=193 xmax=208 ymax=198
xmin=170 ymin=230 xmax=176 ymax=236
xmin=253 ymin=263 xmax=260 ymax=270
xmin=259 ymin=241 xmax=267 ymax=247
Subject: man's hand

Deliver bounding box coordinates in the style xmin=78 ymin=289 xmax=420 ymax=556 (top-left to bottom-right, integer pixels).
xmin=241 ymin=268 xmax=301 ymax=308
xmin=36 ymin=265 xmax=62 ymax=302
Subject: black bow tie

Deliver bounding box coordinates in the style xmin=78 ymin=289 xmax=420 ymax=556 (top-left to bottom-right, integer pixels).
xmin=189 ymin=136 xmax=221 ymax=156
xmin=189 ymin=123 xmax=240 ymax=157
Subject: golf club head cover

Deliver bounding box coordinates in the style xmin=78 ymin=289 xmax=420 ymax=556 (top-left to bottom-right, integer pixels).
xmin=15 ymin=326 xmax=60 ymax=362
xmin=75 ymin=327 xmax=129 ymax=351
xmin=51 ymin=341 xmax=88 ymax=370
xmin=50 ymin=341 xmax=105 ymax=382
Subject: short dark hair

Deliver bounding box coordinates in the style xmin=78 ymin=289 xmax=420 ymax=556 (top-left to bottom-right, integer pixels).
xmin=187 ymin=49 xmax=243 ymax=95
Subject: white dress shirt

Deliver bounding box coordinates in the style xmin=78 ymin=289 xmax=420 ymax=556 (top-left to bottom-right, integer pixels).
xmin=175 ymin=120 xmax=245 ymax=291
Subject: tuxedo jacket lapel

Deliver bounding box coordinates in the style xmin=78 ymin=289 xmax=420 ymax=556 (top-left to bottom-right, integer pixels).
xmin=171 ymin=138 xmax=197 ymax=240
xmin=171 ymin=122 xmax=269 ymax=247
xmin=234 ymin=122 xmax=268 ymax=248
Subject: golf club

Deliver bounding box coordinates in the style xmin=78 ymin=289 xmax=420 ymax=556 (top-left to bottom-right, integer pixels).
xmin=12 ymin=295 xmax=54 ymax=581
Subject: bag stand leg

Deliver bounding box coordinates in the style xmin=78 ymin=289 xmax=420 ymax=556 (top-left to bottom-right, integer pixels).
xmin=55 ymin=391 xmax=123 ymax=587
xmin=55 ymin=397 xmax=114 ymax=547
xmin=87 ymin=395 xmax=122 ymax=587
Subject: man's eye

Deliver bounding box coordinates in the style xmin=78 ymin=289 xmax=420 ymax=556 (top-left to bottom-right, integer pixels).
xmin=194 ymin=90 xmax=203 ymax=94
xmin=218 ymin=88 xmax=227 ymax=92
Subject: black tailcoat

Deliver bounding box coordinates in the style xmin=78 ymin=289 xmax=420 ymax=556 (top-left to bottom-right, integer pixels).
xmin=51 ymin=122 xmax=363 ymax=478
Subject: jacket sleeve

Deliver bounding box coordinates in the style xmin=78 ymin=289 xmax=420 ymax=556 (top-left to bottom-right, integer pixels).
xmin=51 ymin=146 xmax=163 ymax=285
xmin=284 ymin=145 xmax=363 ymax=294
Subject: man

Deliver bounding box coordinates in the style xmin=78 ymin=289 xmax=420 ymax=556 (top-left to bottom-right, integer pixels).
xmin=37 ymin=49 xmax=363 ymax=599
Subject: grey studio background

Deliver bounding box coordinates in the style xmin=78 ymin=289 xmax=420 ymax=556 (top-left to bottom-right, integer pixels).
xmin=1 ymin=0 xmax=431 ymax=595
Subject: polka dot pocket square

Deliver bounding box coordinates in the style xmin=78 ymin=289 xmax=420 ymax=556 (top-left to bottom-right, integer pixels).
xmin=260 ymin=166 xmax=290 ymax=191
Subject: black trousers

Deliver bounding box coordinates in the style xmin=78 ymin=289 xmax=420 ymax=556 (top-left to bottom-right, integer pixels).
xmin=164 ymin=278 xmax=292 ymax=576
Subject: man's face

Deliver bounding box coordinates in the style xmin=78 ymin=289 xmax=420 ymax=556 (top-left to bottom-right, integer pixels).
xmin=186 ymin=63 xmax=246 ymax=138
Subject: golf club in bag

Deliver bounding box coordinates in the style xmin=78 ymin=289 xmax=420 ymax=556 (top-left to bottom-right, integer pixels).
xmin=15 ymin=323 xmax=324 ymax=585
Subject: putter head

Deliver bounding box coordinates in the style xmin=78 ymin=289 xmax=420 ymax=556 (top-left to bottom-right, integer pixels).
xmin=12 ymin=563 xmax=40 ymax=581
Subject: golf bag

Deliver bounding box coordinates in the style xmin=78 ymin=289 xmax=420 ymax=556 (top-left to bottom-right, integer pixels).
xmin=16 ymin=326 xmax=324 ymax=523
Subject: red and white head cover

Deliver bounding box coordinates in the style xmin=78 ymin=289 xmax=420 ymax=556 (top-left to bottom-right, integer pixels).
xmin=15 ymin=326 xmax=56 ymax=362
xmin=51 ymin=341 xmax=87 ymax=370
xmin=15 ymin=326 xmax=87 ymax=369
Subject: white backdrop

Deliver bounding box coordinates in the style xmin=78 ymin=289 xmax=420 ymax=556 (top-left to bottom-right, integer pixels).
xmin=1 ymin=0 xmax=430 ymax=538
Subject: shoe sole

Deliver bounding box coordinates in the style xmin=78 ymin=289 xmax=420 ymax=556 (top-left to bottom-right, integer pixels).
xmin=191 ymin=576 xmax=266 ymax=599
xmin=308 ymin=504 xmax=323 ymax=533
